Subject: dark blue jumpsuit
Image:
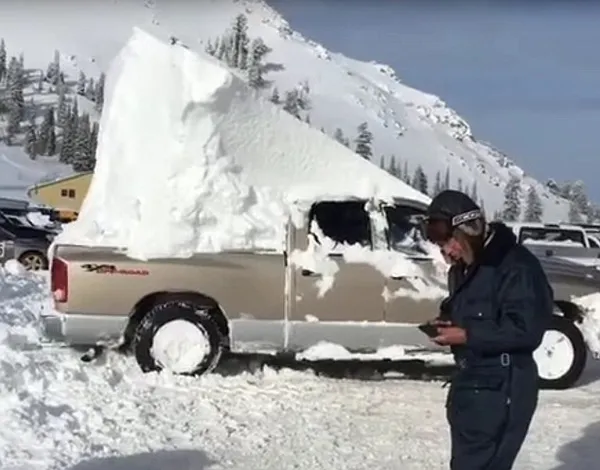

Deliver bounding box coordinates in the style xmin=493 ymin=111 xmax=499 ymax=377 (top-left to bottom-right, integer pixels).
xmin=442 ymin=222 xmax=553 ymax=470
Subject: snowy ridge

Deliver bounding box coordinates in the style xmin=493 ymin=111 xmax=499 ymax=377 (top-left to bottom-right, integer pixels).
xmin=0 ymin=0 xmax=571 ymax=219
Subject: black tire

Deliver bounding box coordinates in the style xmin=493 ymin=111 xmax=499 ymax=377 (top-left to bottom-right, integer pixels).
xmin=132 ymin=301 xmax=225 ymax=376
xmin=536 ymin=315 xmax=587 ymax=390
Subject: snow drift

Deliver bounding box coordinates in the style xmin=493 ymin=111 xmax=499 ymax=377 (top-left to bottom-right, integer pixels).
xmin=56 ymin=28 xmax=428 ymax=260
xmin=574 ymin=293 xmax=600 ymax=357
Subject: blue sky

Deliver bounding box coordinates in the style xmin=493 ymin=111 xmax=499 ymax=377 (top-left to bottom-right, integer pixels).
xmin=270 ymin=0 xmax=600 ymax=201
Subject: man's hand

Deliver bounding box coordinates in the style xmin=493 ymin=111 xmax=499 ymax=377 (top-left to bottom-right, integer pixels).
xmin=432 ymin=326 xmax=467 ymax=346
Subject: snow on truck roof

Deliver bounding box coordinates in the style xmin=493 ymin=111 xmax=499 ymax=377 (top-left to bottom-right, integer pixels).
xmin=56 ymin=28 xmax=429 ymax=260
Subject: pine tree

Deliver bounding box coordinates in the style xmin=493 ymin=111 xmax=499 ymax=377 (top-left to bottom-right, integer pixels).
xmin=354 ymin=122 xmax=373 ymax=160
xmin=470 ymin=181 xmax=478 ymax=201
xmin=333 ymin=128 xmax=350 ymax=147
xmin=89 ymin=121 xmax=99 ymax=167
xmin=217 ymin=34 xmax=232 ymax=62
xmin=433 ymin=171 xmax=442 ymax=195
xmin=282 ymin=90 xmax=301 ymax=118
xmin=524 ymin=186 xmax=543 ymax=222
xmin=204 ymin=38 xmax=217 ymax=56
xmin=85 ymin=77 xmax=95 ymax=100
xmin=502 ymin=175 xmax=522 ymax=222
xmin=0 ymin=38 xmax=6 ymax=83
xmin=569 ymin=180 xmax=591 ymax=221
xmin=46 ymin=50 xmax=60 ymax=85
xmin=76 ymin=71 xmax=86 ymax=95
xmin=231 ymin=14 xmax=250 ymax=69
xmin=36 ymin=70 xmax=44 ymax=92
xmin=412 ymin=165 xmax=428 ymax=195
xmin=24 ymin=119 xmax=38 ymax=159
xmin=443 ymin=167 xmax=450 ymax=191
xmin=73 ymin=112 xmax=92 ymax=172
xmin=402 ymin=161 xmax=410 ymax=184
xmin=296 ymin=80 xmax=311 ymax=111
xmin=247 ymin=37 xmax=271 ymax=89
xmin=57 ymin=81 xmax=69 ymax=127
xmin=60 ymin=102 xmax=78 ymax=164
xmin=388 ymin=155 xmax=399 ymax=178
xmin=94 ymin=73 xmax=106 ymax=112
xmin=38 ymin=108 xmax=56 ymax=155
xmin=568 ymin=200 xmax=583 ymax=224
xmin=270 ymin=87 xmax=280 ymax=104
xmin=5 ymin=56 xmax=25 ymax=139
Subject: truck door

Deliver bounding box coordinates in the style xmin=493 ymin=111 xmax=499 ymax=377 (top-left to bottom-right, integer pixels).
xmin=381 ymin=203 xmax=447 ymax=326
xmin=289 ymin=200 xmax=386 ymax=350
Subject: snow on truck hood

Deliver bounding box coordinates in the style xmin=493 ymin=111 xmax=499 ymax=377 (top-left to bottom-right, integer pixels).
xmin=55 ymin=28 xmax=428 ymax=260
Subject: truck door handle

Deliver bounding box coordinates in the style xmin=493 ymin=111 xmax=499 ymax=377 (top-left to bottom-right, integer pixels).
xmin=301 ymin=269 xmax=319 ymax=277
xmin=545 ymin=249 xmax=554 ymax=257
xmin=390 ymin=275 xmax=405 ymax=280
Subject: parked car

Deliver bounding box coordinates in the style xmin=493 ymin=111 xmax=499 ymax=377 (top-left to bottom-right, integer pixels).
xmin=0 ymin=207 xmax=61 ymax=232
xmin=42 ymin=198 xmax=598 ymax=389
xmin=0 ymin=225 xmax=53 ymax=270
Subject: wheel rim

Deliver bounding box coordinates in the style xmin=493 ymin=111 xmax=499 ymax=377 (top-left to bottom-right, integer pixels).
xmin=533 ymin=329 xmax=575 ymax=381
xmin=150 ymin=319 xmax=211 ymax=374
xmin=20 ymin=254 xmax=45 ymax=271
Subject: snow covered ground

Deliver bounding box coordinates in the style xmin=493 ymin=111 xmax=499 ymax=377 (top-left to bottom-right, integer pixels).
xmin=0 ymin=0 xmax=573 ymax=219
xmin=1 ymin=264 xmax=600 ymax=469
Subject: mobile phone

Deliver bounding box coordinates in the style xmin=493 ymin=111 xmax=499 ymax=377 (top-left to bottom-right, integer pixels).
xmin=418 ymin=322 xmax=439 ymax=338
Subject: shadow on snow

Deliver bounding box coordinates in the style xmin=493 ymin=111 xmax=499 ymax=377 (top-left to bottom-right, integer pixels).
xmin=68 ymin=449 xmax=217 ymax=470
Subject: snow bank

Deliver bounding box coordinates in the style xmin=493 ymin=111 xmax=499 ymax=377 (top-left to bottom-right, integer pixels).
xmin=56 ymin=28 xmax=427 ymax=260
xmin=573 ymin=293 xmax=600 ymax=356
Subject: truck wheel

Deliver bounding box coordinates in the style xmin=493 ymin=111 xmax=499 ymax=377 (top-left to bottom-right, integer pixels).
xmin=534 ymin=315 xmax=587 ymax=390
xmin=133 ymin=301 xmax=224 ymax=376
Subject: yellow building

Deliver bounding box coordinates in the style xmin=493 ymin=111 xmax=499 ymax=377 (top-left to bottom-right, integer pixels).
xmin=27 ymin=172 xmax=93 ymax=216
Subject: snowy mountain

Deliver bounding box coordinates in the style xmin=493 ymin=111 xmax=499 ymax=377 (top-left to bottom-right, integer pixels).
xmin=0 ymin=0 xmax=573 ymax=220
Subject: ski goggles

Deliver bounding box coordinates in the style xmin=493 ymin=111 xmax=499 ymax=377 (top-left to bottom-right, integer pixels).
xmin=421 ymin=217 xmax=454 ymax=245
xmin=421 ymin=209 xmax=483 ymax=244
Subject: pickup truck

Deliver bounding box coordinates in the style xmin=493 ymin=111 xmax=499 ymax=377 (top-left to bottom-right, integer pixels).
xmin=43 ymin=198 xmax=599 ymax=389
xmin=506 ymin=222 xmax=600 ymax=266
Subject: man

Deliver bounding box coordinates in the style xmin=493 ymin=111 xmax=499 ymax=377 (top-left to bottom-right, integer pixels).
xmin=422 ymin=190 xmax=553 ymax=470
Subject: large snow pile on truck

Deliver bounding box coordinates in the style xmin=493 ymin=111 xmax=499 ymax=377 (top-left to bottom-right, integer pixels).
xmin=55 ymin=28 xmax=429 ymax=260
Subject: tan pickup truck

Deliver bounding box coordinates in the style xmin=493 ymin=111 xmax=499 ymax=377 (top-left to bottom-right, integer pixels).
xmin=43 ymin=197 xmax=596 ymax=389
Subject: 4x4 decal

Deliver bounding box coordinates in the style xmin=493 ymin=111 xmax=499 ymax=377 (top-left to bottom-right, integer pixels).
xmin=81 ymin=263 xmax=149 ymax=275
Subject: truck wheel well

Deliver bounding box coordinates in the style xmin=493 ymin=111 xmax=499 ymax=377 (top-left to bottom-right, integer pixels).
xmin=554 ymin=299 xmax=584 ymax=323
xmin=122 ymin=291 xmax=230 ymax=350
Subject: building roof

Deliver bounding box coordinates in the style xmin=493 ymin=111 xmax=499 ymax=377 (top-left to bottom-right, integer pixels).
xmin=27 ymin=171 xmax=93 ymax=196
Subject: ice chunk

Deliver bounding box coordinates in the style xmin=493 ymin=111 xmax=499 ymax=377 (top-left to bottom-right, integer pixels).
xmin=573 ymin=293 xmax=600 ymax=356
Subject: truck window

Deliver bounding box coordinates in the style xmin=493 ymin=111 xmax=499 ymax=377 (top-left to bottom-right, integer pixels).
xmin=519 ymin=227 xmax=585 ymax=246
xmin=308 ymin=201 xmax=372 ymax=247
xmin=383 ymin=204 xmax=426 ymax=253
xmin=588 ymin=236 xmax=600 ymax=248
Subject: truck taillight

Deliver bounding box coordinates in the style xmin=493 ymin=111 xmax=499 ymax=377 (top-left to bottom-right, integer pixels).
xmin=51 ymin=257 xmax=68 ymax=303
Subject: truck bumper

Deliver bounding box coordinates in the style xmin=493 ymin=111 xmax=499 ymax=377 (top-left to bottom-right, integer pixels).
xmin=40 ymin=313 xmax=129 ymax=347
